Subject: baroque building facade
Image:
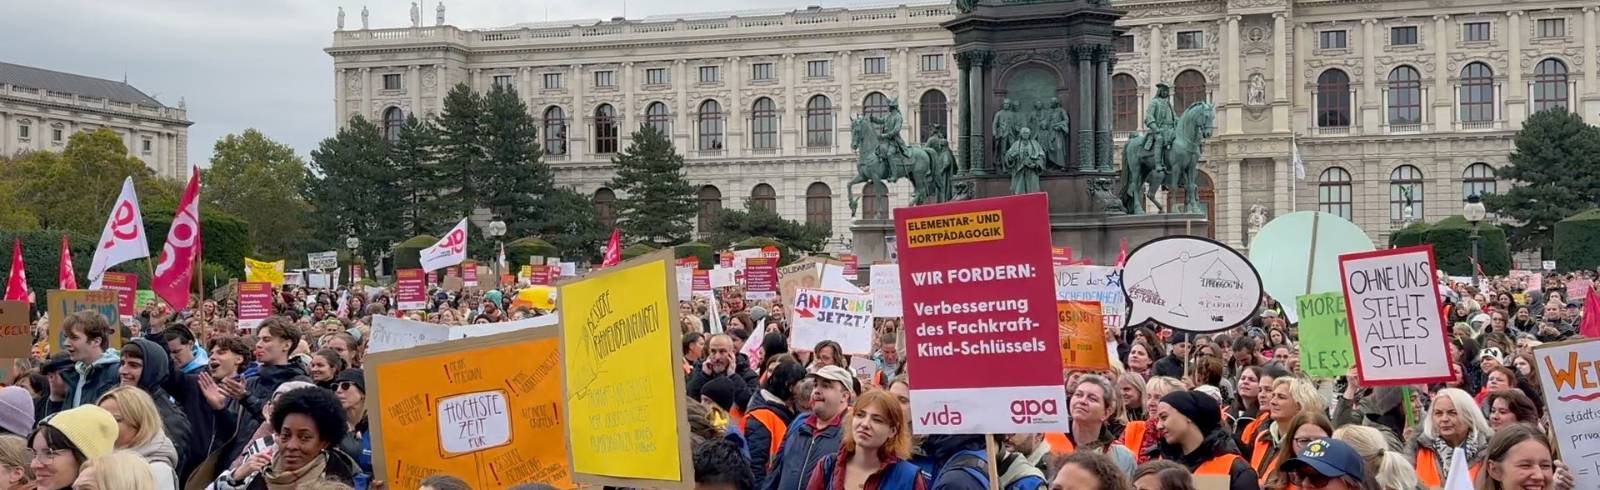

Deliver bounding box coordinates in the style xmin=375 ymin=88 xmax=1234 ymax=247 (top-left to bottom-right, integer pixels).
xmin=326 ymin=0 xmax=1600 ymax=252
xmin=0 ymin=61 xmax=192 ymax=180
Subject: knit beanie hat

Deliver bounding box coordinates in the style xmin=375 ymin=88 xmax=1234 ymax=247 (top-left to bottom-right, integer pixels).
xmin=42 ymin=405 xmax=118 ymax=459
xmin=1160 ymin=390 xmax=1221 ymax=435
xmin=0 ymin=386 xmax=35 ymax=437
xmin=700 ymin=375 xmax=742 ymax=412
xmin=334 ymin=368 xmax=367 ymax=394
xmin=748 ymin=305 xmax=769 ymax=324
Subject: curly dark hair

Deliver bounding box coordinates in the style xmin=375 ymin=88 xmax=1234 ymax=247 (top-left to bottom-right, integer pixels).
xmin=270 ymin=387 xmax=348 ymax=446
xmin=694 ymin=438 xmax=754 ymax=490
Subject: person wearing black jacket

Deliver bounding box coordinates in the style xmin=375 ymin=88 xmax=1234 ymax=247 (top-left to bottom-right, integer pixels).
xmin=118 ymin=338 xmax=194 ymax=476
xmin=1156 ymin=390 xmax=1260 ymax=490
xmin=1152 ymin=332 xmax=1190 ymax=379
xmin=687 ymin=333 xmax=760 ymax=402
xmin=924 ymin=434 xmax=989 ymax=489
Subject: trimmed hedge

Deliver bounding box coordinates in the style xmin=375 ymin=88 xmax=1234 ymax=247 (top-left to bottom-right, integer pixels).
xmin=0 ymin=229 xmax=96 ymax=312
xmin=505 ymin=237 xmax=560 ymax=266
xmin=143 ymin=210 xmax=252 ymax=278
xmin=1387 ymin=216 xmax=1510 ymax=276
xmin=674 ymin=242 xmax=715 ymax=269
xmin=621 ymin=243 xmax=659 ymax=261
xmin=1555 ymin=209 xmax=1600 ymax=273
xmin=393 ymin=235 xmax=437 ymax=270
xmin=735 ymin=236 xmax=795 ymax=266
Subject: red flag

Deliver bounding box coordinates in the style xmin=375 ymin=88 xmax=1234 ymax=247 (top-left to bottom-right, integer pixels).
xmin=153 ymin=169 xmax=202 ymax=310
xmin=1114 ymin=237 xmax=1130 ymax=267
xmin=3 ymin=239 xmax=29 ymax=303
xmin=601 ymin=229 xmax=622 ymax=268
xmin=59 ymin=235 xmax=78 ymax=290
xmin=1581 ymin=284 xmax=1600 ymax=338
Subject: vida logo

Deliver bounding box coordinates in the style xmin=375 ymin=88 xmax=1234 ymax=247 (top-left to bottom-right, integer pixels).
xmin=919 ymin=405 xmax=963 ymax=426
xmin=1010 ymin=399 xmax=1059 ymax=424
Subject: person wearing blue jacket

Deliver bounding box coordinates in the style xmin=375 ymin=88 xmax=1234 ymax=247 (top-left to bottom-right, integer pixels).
xmin=46 ymin=311 xmax=123 ymax=416
xmin=763 ymin=366 xmax=857 ymax=490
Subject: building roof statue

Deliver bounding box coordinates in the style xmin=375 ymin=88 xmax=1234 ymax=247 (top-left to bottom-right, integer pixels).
xmin=436 ymin=2 xmax=446 ymax=26
xmin=337 ymin=7 xmax=345 ymax=30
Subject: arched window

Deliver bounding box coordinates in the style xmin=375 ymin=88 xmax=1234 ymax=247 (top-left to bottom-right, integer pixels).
xmin=806 ymin=95 xmax=833 ymax=148
xmin=382 ymin=107 xmax=404 ymax=143
xmin=751 ymin=184 xmax=777 ymax=213
xmin=805 ymin=182 xmax=832 ymax=230
xmin=1387 ymin=66 xmax=1422 ymax=126
xmin=1533 ymin=59 xmax=1569 ymax=112
xmin=1317 ymin=69 xmax=1352 ymax=128
xmin=919 ymin=90 xmax=948 ymax=140
xmin=1459 ymin=62 xmax=1495 ymax=123
xmin=1390 ymin=165 xmax=1425 ymax=223
xmin=863 ymin=181 xmax=889 ymax=220
xmin=644 ymin=102 xmax=671 ymax=135
xmin=751 ymin=98 xmax=778 ymax=150
xmin=542 ymin=106 xmax=567 ymax=156
xmin=697 ymin=186 xmax=722 ymax=236
xmin=593 ymin=104 xmax=618 ymax=154
xmin=1112 ymin=74 xmax=1138 ymax=132
xmin=1317 ymin=167 xmax=1354 ymax=221
xmin=698 ymin=100 xmax=724 ymax=151
xmin=1463 ymin=162 xmax=1497 ymax=199
xmin=862 ymin=92 xmax=891 ymax=117
xmin=593 ymin=188 xmax=617 ymax=228
xmin=1174 ymin=70 xmax=1207 ymax=116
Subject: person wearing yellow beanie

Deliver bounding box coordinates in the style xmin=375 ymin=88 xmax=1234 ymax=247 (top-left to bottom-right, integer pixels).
xmin=27 ymin=404 xmax=118 ymax=490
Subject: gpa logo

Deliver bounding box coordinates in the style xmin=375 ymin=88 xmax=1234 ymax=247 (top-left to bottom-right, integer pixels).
xmin=1009 ymin=399 xmax=1059 ymax=424
xmin=919 ymin=405 xmax=964 ymax=427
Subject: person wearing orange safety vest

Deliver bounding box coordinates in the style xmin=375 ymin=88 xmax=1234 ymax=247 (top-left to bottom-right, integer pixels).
xmin=1043 ymin=375 xmax=1137 ymax=477
xmin=1404 ymin=388 xmax=1491 ymax=489
xmin=1154 ymin=391 xmax=1261 ymax=490
xmin=745 ymin=360 xmax=809 ymax=483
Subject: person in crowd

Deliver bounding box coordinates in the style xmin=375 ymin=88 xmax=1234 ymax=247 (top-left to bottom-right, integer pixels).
xmin=210 ymin=387 xmax=359 ymax=489
xmin=332 ymin=369 xmax=373 ymax=488
xmin=1249 ymin=377 xmax=1325 ymax=483
xmin=689 ymin=334 xmax=760 ymax=403
xmin=810 ymin=341 xmax=847 ymax=372
xmin=47 ymin=311 xmax=123 ymax=415
xmin=1126 ymin=376 xmax=1184 ymax=464
xmin=221 ymin=317 xmax=310 ymax=426
xmin=1482 ymin=390 xmax=1539 ymax=430
xmin=1152 ymin=332 xmax=1189 ymax=379
xmin=1131 ymin=460 xmax=1196 ymax=490
xmin=418 ymin=474 xmax=470 ymax=490
xmin=96 ymin=387 xmax=179 ymax=489
xmin=1118 ymin=372 xmax=1148 ymax=423
xmin=1510 ymin=352 xmax=1536 ymax=379
xmin=160 ymin=327 xmax=210 ymax=376
xmin=1230 ymin=366 xmax=1263 ymax=441
xmin=322 ymin=333 xmax=361 ymax=369
xmin=309 ymin=349 xmax=348 ymax=391
xmin=1332 ymin=367 xmax=1405 ymax=440
xmin=871 ymin=332 xmax=902 ymax=388
xmin=0 ymin=434 xmax=35 ymax=489
xmin=1046 ymin=374 xmax=1136 ymax=476
xmin=220 ymin=380 xmax=316 ymax=479
xmin=1331 ymin=425 xmax=1418 ymax=490
xmin=1407 ymin=388 xmax=1493 ymax=489
xmin=117 ymin=338 xmax=192 ymax=474
xmin=697 ymin=438 xmax=756 ymax=490
xmin=1001 ymin=432 xmax=1049 ymax=477
xmin=684 ymin=332 xmax=707 ymax=375
xmin=1127 ymin=340 xmax=1159 ymax=379
xmin=1274 ymin=438 xmax=1371 ymax=490
xmin=1153 ymin=390 xmax=1259 ymax=490
xmin=1260 ymin=412 xmax=1333 ymax=490
xmin=0 ymin=387 xmax=34 ymax=439
xmin=1239 ymin=365 xmax=1288 ymax=453
xmin=1052 ymin=451 xmax=1129 ymax=490
xmin=701 ymin=376 xmax=749 ymax=452
xmin=804 ymin=390 xmax=923 ymax=490
xmin=29 ymin=404 xmax=119 ymax=490
xmin=1474 ymin=423 xmax=1575 ymax=490
xmin=746 ymin=358 xmax=805 ymax=480
xmin=763 ymin=365 xmax=855 ymax=490
xmin=73 ymin=450 xmax=158 ymax=490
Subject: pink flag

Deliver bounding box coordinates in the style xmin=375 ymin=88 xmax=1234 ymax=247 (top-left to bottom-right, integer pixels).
xmin=1114 ymin=237 xmax=1129 ymax=267
xmin=4 ymin=240 xmax=29 ymax=303
xmin=601 ymin=229 xmax=622 ymax=268
xmin=87 ymin=177 xmax=150 ymax=288
xmin=1581 ymin=284 xmax=1600 ymax=339
xmin=59 ymin=235 xmax=78 ymax=290
xmin=152 ymin=169 xmax=202 ymax=310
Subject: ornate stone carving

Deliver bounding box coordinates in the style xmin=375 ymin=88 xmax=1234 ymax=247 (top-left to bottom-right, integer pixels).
xmin=1302 ymin=58 xmax=1363 ymax=84
xmin=1229 ymin=0 xmax=1284 ymax=8
xmin=997 ymin=48 xmax=1071 ymax=66
xmin=1125 ymin=2 xmax=1222 ymax=19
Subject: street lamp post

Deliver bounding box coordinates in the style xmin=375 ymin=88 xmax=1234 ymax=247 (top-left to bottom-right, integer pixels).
xmin=1464 ymin=194 xmax=1487 ymax=278
xmin=486 ymin=220 xmax=507 ymax=280
xmin=345 ymin=237 xmax=361 ymax=281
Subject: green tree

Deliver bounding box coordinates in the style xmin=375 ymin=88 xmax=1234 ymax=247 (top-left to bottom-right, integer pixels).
xmin=706 ymin=201 xmax=829 ymax=254
xmin=609 ymin=125 xmax=696 ymax=245
xmin=8 ymin=129 xmax=178 ymax=236
xmin=481 ymin=85 xmax=552 ymax=236
xmin=1485 ymin=108 xmax=1600 ymax=252
xmin=304 ymin=116 xmax=405 ymax=266
xmin=389 ymin=114 xmax=444 ymax=236
xmin=207 ymin=129 xmax=311 ymax=258
xmin=432 ymin=83 xmax=487 ymax=227
xmin=530 ymin=187 xmax=608 ymax=263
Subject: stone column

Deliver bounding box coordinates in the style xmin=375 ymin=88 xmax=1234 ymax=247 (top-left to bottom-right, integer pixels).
xmin=1507 ymin=10 xmax=1526 ymax=127
xmin=1272 ymin=14 xmax=1289 ymax=132
xmin=571 ymin=63 xmax=587 ymax=161
xmin=1097 ymin=46 xmax=1114 ymax=171
xmin=1360 ymin=18 xmax=1379 ymax=134
xmin=1585 ymin=7 xmax=1599 ymax=124
xmin=839 ymin=50 xmax=853 ymax=154
xmin=335 ymin=69 xmax=347 ymax=127
xmin=676 ymin=59 xmax=690 ymax=151
xmin=621 ymin=62 xmax=635 ymax=149
xmin=956 ymin=52 xmax=972 ymax=174
xmin=358 ymin=67 xmax=371 ymax=121
xmin=1294 ymin=23 xmax=1310 ymax=131
xmin=1223 ymin=15 xmax=1243 ymax=134
xmin=1148 ymin=24 xmax=1164 ymax=90
xmin=783 ymin=54 xmax=798 ymax=154
xmin=410 ymin=65 xmax=422 ymax=116
xmin=1433 ymin=15 xmax=1453 ymax=132
xmin=896 ymin=48 xmax=912 ymax=141
xmin=728 ymin=57 xmax=744 ymax=157
xmin=1076 ymin=45 xmax=1095 ymax=171
xmin=966 ymin=51 xmax=990 ymax=174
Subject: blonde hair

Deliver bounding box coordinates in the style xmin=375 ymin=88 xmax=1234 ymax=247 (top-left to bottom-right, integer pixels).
xmin=1272 ymin=377 xmax=1327 ymax=420
xmin=81 ymin=450 xmax=155 ymax=490
xmin=0 ymin=434 xmax=33 ymax=482
xmin=97 ymin=386 xmax=164 ymax=448
xmin=1424 ymin=388 xmax=1494 ymax=443
xmin=1335 ymin=425 xmax=1419 ymax=490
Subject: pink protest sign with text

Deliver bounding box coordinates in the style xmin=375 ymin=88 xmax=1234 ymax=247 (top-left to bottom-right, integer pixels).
xmin=396 ymin=269 xmax=428 ymax=311
xmin=237 ymin=282 xmax=274 ymax=333
xmin=1338 ymin=245 xmax=1455 ymax=386
xmin=99 ymin=272 xmax=138 ymax=319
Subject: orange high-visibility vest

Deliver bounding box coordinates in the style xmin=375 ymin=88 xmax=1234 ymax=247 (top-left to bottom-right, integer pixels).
xmin=1045 ymin=433 xmax=1074 ymax=455
xmin=1240 ymin=414 xmax=1267 ymax=452
xmin=1250 ymin=429 xmax=1280 ymax=484
xmin=1197 ymin=453 xmax=1243 ymax=475
xmin=1122 ymin=421 xmax=1147 ymax=456
xmin=745 ymin=408 xmax=789 ymax=468
xmin=1416 ymin=447 xmax=1482 ymax=489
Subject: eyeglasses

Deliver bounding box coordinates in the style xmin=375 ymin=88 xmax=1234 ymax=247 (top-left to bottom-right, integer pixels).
xmin=26 ymin=449 xmax=70 ymax=463
xmin=1290 ymin=471 xmax=1332 ymax=488
xmin=1292 ymin=437 xmax=1320 ymax=447
xmin=336 ymin=381 xmax=359 ymax=392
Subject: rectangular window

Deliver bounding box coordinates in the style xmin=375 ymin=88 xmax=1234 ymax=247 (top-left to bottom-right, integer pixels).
xmin=594 ymin=70 xmax=615 ymax=87
xmin=862 ymin=57 xmax=887 ymax=75
xmin=919 ymin=54 xmax=945 ymax=72
xmin=142 ymin=139 xmax=152 ymax=154
xmin=698 ymin=66 xmax=720 ymax=83
xmin=1176 ymin=31 xmax=1204 ymax=50
xmin=807 ymin=60 xmax=831 ymax=78
xmin=382 ymin=73 xmax=402 ymax=90
xmin=543 ymin=73 xmax=562 ymax=89
xmin=52 ymin=128 xmax=63 ymax=142
xmin=646 ymin=68 xmax=668 ymax=85
xmin=17 ymin=125 xmax=28 ymax=139
xmin=751 ymin=63 xmax=775 ymax=81
xmin=1390 ymin=26 xmax=1418 ymax=45
xmin=1114 ymin=35 xmax=1135 ymax=53
xmin=492 ymin=75 xmax=513 ymax=89
xmin=1319 ymin=30 xmax=1347 ymax=49
xmin=1537 ymin=18 xmax=1566 ymax=38
xmin=1462 ymin=22 xmax=1491 ymax=42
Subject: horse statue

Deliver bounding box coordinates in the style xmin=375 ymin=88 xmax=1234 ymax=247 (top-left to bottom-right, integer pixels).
xmin=1120 ymin=101 xmax=1215 ymax=214
xmin=846 ymin=113 xmax=954 ymax=216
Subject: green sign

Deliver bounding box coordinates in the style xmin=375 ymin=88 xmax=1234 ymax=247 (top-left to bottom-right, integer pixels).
xmin=1297 ymin=291 xmax=1355 ymax=377
xmin=134 ymin=290 xmax=157 ymax=311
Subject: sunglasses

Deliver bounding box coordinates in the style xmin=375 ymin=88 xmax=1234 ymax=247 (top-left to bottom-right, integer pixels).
xmin=336 ymin=381 xmax=360 ymax=392
xmin=1290 ymin=471 xmax=1333 ymax=489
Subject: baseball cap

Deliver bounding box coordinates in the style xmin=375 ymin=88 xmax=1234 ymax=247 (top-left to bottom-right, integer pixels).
xmin=809 ymin=365 xmax=858 ymax=395
xmin=1479 ymin=347 xmax=1504 ymax=363
xmin=1280 ymin=438 xmax=1366 ymax=484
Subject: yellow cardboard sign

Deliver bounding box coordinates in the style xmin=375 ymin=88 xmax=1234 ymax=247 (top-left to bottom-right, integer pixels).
xmin=559 ymin=250 xmax=691 ymax=487
xmin=244 ymin=257 xmax=286 ymax=286
xmin=904 ymin=209 xmax=1005 ymax=248
xmin=46 ymin=290 xmax=121 ymax=354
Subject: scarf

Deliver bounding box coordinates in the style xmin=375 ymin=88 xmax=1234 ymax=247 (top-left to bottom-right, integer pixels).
xmin=261 ymin=452 xmax=329 ymax=490
xmin=1139 ymin=414 xmax=1163 ymax=462
xmin=1427 ymin=430 xmax=1487 ymax=476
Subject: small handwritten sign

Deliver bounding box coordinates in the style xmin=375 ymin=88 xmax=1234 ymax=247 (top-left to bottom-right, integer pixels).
xmin=1339 ymin=246 xmax=1453 ymax=386
xmin=437 ymin=391 xmax=511 ymax=454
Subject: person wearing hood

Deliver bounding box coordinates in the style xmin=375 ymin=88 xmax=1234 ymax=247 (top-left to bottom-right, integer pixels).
xmin=763 ymin=366 xmax=856 ymax=490
xmin=746 ymin=359 xmax=805 ymax=483
xmin=1405 ymin=388 xmax=1492 ymax=489
xmin=220 ymin=317 xmax=310 ymax=424
xmin=689 ymin=334 xmax=760 ymax=403
xmin=161 ymin=327 xmax=211 ymax=376
xmin=118 ymin=338 xmax=194 ymax=478
xmin=97 ymin=386 xmax=181 ymax=490
xmin=47 ymin=311 xmax=123 ymax=417
xmin=1155 ymin=390 xmax=1260 ymax=490
xmin=919 ymin=434 xmax=988 ymax=489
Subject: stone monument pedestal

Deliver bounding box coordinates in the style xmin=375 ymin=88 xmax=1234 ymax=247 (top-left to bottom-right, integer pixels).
xmin=848 ymin=219 xmax=896 ymax=265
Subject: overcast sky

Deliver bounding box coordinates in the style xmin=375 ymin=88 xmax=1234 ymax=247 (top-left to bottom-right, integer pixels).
xmin=0 ymin=0 xmax=912 ymax=167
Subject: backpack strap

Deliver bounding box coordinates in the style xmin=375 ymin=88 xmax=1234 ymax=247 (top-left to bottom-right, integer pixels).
xmin=939 ymin=449 xmax=990 ymax=489
xmin=880 ymin=460 xmax=922 ymax=490
xmin=818 ymin=453 xmax=838 ymax=490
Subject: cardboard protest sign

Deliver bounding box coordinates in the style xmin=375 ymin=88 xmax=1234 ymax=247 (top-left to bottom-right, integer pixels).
xmin=351 ymin=264 xmax=365 ymax=282
xmin=676 ymin=266 xmax=693 ymax=302
xmin=463 ymin=262 xmax=479 ymax=288
xmin=1054 ymin=265 xmax=1125 ymax=330
xmin=1339 ymin=245 xmax=1453 ymax=385
xmin=370 ymin=316 xmax=452 ymax=354
xmin=1534 ymin=337 xmax=1600 ymax=489
xmin=396 ymin=269 xmax=427 ymax=311
xmin=1295 ymin=292 xmax=1355 ymax=377
xmin=558 ymin=251 xmax=692 ymax=487
xmin=842 ymin=254 xmax=859 ymax=280
xmin=1057 ymin=301 xmax=1109 ymax=370
xmin=789 ymin=288 xmax=873 ymax=355
xmin=559 ymin=262 xmax=576 ymax=277
xmin=1543 ymin=260 xmax=1557 ymax=271
xmin=307 ymin=251 xmax=338 ymax=270
xmin=529 ymin=265 xmax=552 ymax=286
xmin=46 ymin=290 xmax=120 ymax=354
xmin=98 ymin=272 xmax=138 ymax=321
xmin=709 ymin=268 xmax=735 ymax=289
xmin=744 ymin=258 xmax=778 ymax=301
xmin=237 ymin=282 xmax=274 ymax=333
xmin=820 ymin=261 xmax=862 ymax=293
xmin=366 ymin=327 xmax=573 ymax=489
xmin=1568 ymin=278 xmax=1592 ymax=301
xmin=869 ymin=264 xmax=903 ymax=317
xmin=442 ymin=276 xmax=465 ymax=292
xmin=1248 ymin=211 xmax=1374 ymax=322
xmin=778 ymin=261 xmax=821 ymax=317
xmin=692 ymin=270 xmax=710 ymax=294
xmin=1121 ymin=236 xmax=1263 ymax=333
xmin=0 ymin=301 xmax=30 ymax=358
xmin=895 ymin=193 xmax=1067 ymax=434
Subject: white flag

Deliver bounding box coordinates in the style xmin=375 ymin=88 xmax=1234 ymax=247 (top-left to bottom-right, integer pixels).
xmin=1291 ymin=136 xmax=1306 ymax=180
xmin=741 ymin=319 xmax=767 ymax=369
xmin=88 ymin=177 xmax=151 ymax=288
xmin=420 ymin=218 xmax=469 ymax=273
xmin=1442 ymin=447 xmax=1473 ymax=490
